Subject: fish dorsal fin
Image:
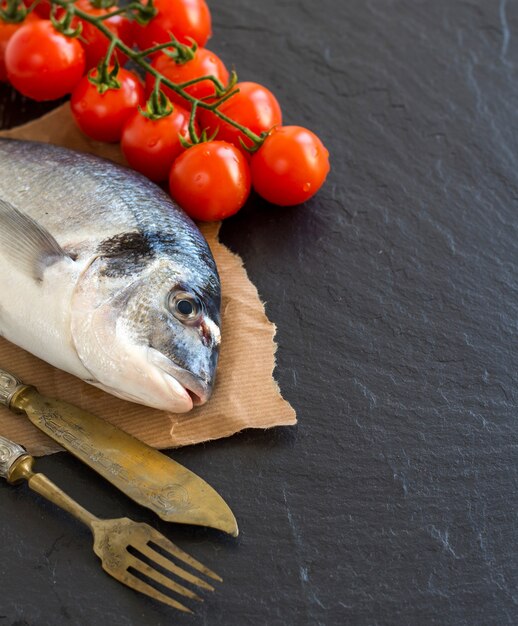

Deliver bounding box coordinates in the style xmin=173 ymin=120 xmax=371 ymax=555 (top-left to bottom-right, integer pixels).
xmin=0 ymin=197 xmax=69 ymax=281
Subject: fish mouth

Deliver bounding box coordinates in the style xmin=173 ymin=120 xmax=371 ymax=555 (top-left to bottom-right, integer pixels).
xmin=148 ymin=349 xmax=212 ymax=408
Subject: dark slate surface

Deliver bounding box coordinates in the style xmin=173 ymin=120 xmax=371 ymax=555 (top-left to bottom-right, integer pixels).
xmin=1 ymin=0 xmax=518 ymax=624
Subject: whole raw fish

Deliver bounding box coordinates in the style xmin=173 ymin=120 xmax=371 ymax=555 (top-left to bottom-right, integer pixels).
xmin=0 ymin=138 xmax=221 ymax=413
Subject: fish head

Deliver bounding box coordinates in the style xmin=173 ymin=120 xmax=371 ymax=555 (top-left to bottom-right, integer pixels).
xmin=71 ymin=236 xmax=221 ymax=413
xmin=124 ymin=258 xmax=222 ymax=412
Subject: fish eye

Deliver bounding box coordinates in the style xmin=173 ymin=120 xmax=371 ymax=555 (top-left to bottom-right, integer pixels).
xmin=168 ymin=291 xmax=202 ymax=322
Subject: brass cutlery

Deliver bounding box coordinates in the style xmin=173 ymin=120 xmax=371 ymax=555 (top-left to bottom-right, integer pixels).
xmin=0 ymin=434 xmax=221 ymax=613
xmin=0 ymin=367 xmax=238 ymax=536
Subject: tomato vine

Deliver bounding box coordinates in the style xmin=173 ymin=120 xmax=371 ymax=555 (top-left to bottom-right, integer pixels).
xmin=45 ymin=0 xmax=268 ymax=149
xmin=1 ymin=0 xmax=330 ymax=217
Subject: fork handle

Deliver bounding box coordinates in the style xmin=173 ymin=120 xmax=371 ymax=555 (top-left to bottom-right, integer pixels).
xmin=26 ymin=473 xmax=100 ymax=530
xmin=0 ymin=435 xmax=29 ymax=479
xmin=0 ymin=435 xmax=100 ymax=530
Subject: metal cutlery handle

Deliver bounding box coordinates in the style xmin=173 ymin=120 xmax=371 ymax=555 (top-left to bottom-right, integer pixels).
xmin=0 ymin=366 xmax=238 ymax=535
xmin=0 ymin=433 xmax=221 ymax=612
xmin=0 ymin=434 xmax=29 ymax=480
xmin=0 ymin=433 xmax=97 ymax=526
xmin=0 ymin=368 xmax=29 ymax=408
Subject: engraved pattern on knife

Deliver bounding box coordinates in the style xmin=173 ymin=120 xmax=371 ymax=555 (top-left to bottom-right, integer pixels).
xmin=37 ymin=409 xmax=196 ymax=514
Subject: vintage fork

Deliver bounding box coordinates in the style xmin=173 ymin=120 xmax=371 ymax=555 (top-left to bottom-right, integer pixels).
xmin=0 ymin=435 xmax=222 ymax=613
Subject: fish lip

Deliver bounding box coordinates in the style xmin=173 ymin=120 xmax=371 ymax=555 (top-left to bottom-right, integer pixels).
xmin=148 ymin=349 xmax=212 ymax=407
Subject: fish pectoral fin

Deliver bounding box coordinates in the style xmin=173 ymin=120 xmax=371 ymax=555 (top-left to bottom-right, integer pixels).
xmin=0 ymin=197 xmax=71 ymax=281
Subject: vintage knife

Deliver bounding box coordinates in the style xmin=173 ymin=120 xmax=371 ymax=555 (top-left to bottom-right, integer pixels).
xmin=0 ymin=368 xmax=238 ymax=537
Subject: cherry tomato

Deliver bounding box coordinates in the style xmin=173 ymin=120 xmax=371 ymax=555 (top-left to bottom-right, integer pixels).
xmin=134 ymin=0 xmax=211 ymax=51
xmin=23 ymin=0 xmax=51 ymax=18
xmin=5 ymin=20 xmax=85 ymax=101
xmin=0 ymin=12 xmax=39 ymax=82
xmin=147 ymin=47 xmax=228 ymax=109
xmin=169 ymin=141 xmax=251 ymax=221
xmin=66 ymin=0 xmax=134 ymax=71
xmin=121 ymin=105 xmax=194 ymax=182
xmin=198 ymin=82 xmax=282 ymax=152
xmin=71 ymin=68 xmax=145 ymax=142
xmin=251 ymin=126 xmax=330 ymax=206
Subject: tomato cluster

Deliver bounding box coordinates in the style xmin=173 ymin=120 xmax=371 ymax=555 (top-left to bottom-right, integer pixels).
xmin=0 ymin=0 xmax=330 ymax=221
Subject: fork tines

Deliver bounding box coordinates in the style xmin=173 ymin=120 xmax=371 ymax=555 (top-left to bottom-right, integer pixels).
xmin=102 ymin=524 xmax=223 ymax=613
xmin=118 ymin=526 xmax=222 ymax=613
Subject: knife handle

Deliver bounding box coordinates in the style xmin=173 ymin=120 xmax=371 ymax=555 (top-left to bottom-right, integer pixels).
xmin=0 ymin=434 xmax=29 ymax=481
xmin=0 ymin=368 xmax=30 ymax=409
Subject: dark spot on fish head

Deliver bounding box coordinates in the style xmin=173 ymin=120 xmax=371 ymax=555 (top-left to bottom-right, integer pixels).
xmin=92 ymin=227 xmax=221 ymax=404
xmin=99 ymin=231 xmax=154 ymax=257
xmin=97 ymin=231 xmax=155 ymax=277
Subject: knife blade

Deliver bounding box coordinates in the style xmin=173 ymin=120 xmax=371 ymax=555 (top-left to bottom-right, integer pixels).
xmin=0 ymin=367 xmax=238 ymax=537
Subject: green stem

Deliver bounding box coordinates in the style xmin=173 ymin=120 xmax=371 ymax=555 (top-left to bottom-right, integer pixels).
xmin=134 ymin=40 xmax=182 ymax=58
xmin=95 ymin=7 xmax=130 ymax=20
xmin=207 ymin=88 xmax=240 ymax=109
xmin=104 ymin=37 xmax=118 ymax=67
xmin=188 ymin=101 xmax=200 ymax=144
xmin=90 ymin=0 xmax=116 ymax=9
xmin=48 ymin=0 xmax=264 ymax=146
xmin=0 ymin=0 xmax=26 ymax=23
xmin=151 ymin=76 xmax=161 ymax=107
xmin=176 ymin=74 xmax=225 ymax=93
xmin=142 ymin=77 xmax=173 ymax=119
xmin=89 ymin=39 xmax=120 ymax=92
xmin=95 ymin=2 xmax=147 ymax=19
xmin=26 ymin=0 xmax=43 ymax=14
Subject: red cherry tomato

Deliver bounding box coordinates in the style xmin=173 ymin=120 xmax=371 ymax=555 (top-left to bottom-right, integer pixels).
xmin=134 ymin=0 xmax=211 ymax=50
xmin=198 ymin=82 xmax=282 ymax=152
xmin=147 ymin=48 xmax=228 ymax=108
xmin=5 ymin=20 xmax=85 ymax=101
xmin=0 ymin=12 xmax=39 ymax=82
xmin=121 ymin=105 xmax=194 ymax=182
xmin=23 ymin=0 xmax=51 ymax=18
xmin=71 ymin=0 xmax=134 ymax=71
xmin=169 ymin=141 xmax=251 ymax=221
xmin=71 ymin=68 xmax=145 ymax=142
xmin=251 ymin=126 xmax=330 ymax=206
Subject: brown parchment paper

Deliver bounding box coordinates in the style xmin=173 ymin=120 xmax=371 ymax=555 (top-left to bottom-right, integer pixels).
xmin=0 ymin=104 xmax=296 ymax=456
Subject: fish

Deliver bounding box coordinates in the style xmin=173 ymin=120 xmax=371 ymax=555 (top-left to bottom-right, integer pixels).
xmin=0 ymin=138 xmax=221 ymax=413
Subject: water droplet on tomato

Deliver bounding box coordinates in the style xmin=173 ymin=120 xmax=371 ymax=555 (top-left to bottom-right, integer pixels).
xmin=303 ymin=182 xmax=312 ymax=192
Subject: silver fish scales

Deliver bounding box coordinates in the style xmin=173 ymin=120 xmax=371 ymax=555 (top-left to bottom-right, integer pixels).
xmin=0 ymin=138 xmax=221 ymax=412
